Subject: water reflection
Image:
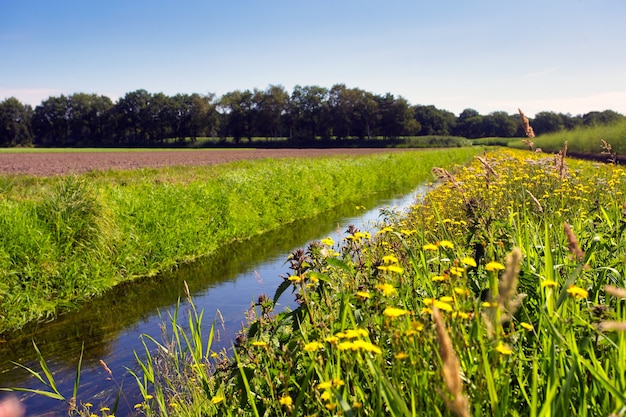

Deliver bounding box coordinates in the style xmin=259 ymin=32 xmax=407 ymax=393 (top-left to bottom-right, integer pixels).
xmin=0 ymin=185 xmax=425 ymax=416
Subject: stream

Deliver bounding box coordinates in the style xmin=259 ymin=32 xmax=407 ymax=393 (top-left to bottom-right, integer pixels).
xmin=0 ymin=184 xmax=427 ymax=416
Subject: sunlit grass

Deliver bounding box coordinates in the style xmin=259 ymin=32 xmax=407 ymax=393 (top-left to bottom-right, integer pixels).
xmin=8 ymin=147 xmax=626 ymax=416
xmin=121 ymin=148 xmax=626 ymax=416
xmin=0 ymin=148 xmax=480 ymax=333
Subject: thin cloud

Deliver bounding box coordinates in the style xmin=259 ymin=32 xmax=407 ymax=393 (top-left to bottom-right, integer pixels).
xmin=0 ymin=87 xmax=64 ymax=106
xmin=523 ymin=68 xmax=558 ymax=79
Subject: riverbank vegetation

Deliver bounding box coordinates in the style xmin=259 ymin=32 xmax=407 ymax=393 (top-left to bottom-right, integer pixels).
xmin=0 ymin=148 xmax=480 ymax=333
xmin=111 ymin=148 xmax=626 ymax=416
xmin=1 ymin=85 xmax=623 ymax=147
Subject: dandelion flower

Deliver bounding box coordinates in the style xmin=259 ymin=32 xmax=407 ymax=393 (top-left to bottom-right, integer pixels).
xmin=324 ymin=335 xmax=339 ymax=344
xmin=384 ymin=306 xmax=411 ymax=317
xmin=376 ymin=283 xmax=397 ymax=296
xmin=344 ymin=328 xmax=368 ymax=338
xmin=423 ymin=243 xmax=438 ymax=251
xmin=495 ymin=342 xmax=513 ymax=355
xmin=356 ymin=291 xmax=371 ymax=299
xmin=320 ymin=237 xmax=334 ymax=246
xmin=382 ymin=254 xmax=399 ymax=264
xmin=386 ymin=264 xmax=404 ymax=274
xmin=439 ymin=240 xmax=455 ymax=249
xmin=454 ymin=287 xmax=470 ymax=296
xmin=461 ymin=257 xmax=477 ymax=267
xmin=567 ymin=286 xmax=588 ymax=299
xmin=317 ymin=381 xmax=332 ymax=390
xmin=485 ymin=261 xmax=505 ymax=271
xmin=352 ymin=340 xmax=383 ymax=354
xmin=304 ymin=341 xmax=323 ymax=352
xmin=279 ymin=396 xmax=293 ymax=406
xmin=251 ymin=341 xmax=267 ymax=347
xmin=520 ymin=322 xmax=534 ymax=331
xmin=432 ymin=275 xmax=447 ymax=282
xmin=395 ymin=352 xmax=409 ymax=360
xmin=434 ymin=300 xmax=453 ymax=312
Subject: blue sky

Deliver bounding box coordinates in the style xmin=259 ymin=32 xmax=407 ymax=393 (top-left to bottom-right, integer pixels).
xmin=2 ymin=0 xmax=625 ymax=117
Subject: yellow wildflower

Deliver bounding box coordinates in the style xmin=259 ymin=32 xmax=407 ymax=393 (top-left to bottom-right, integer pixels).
xmin=495 ymin=342 xmax=513 ymax=355
xmin=452 ymin=311 xmax=470 ymax=319
xmin=461 ymin=257 xmax=477 ymax=267
xmin=352 ymin=340 xmax=383 ymax=354
xmin=344 ymin=328 xmax=368 ymax=339
xmin=567 ymin=286 xmax=588 ymax=299
xmin=288 ymin=275 xmax=302 ymax=283
xmin=320 ymin=391 xmax=333 ymax=401
xmin=454 ymin=287 xmax=470 ymax=296
xmin=382 ymin=254 xmax=399 ymax=264
xmin=432 ymin=275 xmax=447 ymax=282
xmin=423 ymin=297 xmax=436 ymax=306
xmin=320 ymin=237 xmax=335 ymax=246
xmin=337 ymin=341 xmax=355 ymax=351
xmin=541 ymin=280 xmax=558 ymax=288
xmin=439 ymin=296 xmax=454 ymax=303
xmin=386 ymin=264 xmax=404 ymax=274
xmin=279 ymin=396 xmax=293 ymax=406
xmin=439 ymin=240 xmax=454 ymax=249
xmin=324 ymin=335 xmax=339 ymax=344
xmin=485 ymin=261 xmax=505 ymax=271
xmin=520 ymin=322 xmax=534 ymax=331
xmin=384 ymin=306 xmax=411 ymax=317
xmin=251 ymin=341 xmax=267 ymax=347
xmin=317 ymin=381 xmax=332 ymax=390
xmin=395 ymin=352 xmax=409 ymax=360
xmin=434 ymin=300 xmax=453 ymax=312
xmin=423 ymin=243 xmax=438 ymax=251
xmin=376 ymin=283 xmax=397 ymax=296
xmin=356 ymin=291 xmax=371 ymax=299
xmin=303 ymin=341 xmax=323 ymax=352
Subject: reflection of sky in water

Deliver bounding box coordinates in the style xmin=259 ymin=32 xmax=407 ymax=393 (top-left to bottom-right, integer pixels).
xmin=0 ymin=185 xmax=426 ymax=416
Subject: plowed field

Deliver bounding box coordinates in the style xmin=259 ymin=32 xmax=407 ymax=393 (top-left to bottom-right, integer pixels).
xmin=0 ymin=148 xmax=410 ymax=176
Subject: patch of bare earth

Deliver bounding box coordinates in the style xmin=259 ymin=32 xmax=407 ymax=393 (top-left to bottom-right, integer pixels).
xmin=0 ymin=148 xmax=415 ymax=177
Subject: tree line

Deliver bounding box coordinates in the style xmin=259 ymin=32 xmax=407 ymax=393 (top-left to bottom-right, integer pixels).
xmin=1 ymin=84 xmax=624 ymax=147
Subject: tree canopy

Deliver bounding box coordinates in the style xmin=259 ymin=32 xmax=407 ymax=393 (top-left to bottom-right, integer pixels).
xmin=0 ymin=85 xmax=623 ymax=147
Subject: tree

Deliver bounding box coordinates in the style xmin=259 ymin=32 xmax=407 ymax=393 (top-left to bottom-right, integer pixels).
xmin=376 ymin=94 xmax=418 ymax=139
xmin=0 ymin=97 xmax=33 ymax=146
xmin=413 ymin=105 xmax=455 ymax=136
xmin=32 ymin=95 xmax=72 ymax=146
xmin=288 ymin=85 xmax=330 ymax=141
xmin=481 ymin=111 xmax=518 ymax=137
xmin=582 ymin=110 xmax=624 ymax=127
xmin=252 ymin=85 xmax=289 ymax=139
xmin=455 ymin=108 xmax=484 ymax=138
xmin=218 ymin=90 xmax=254 ymax=142
xmin=532 ymin=111 xmax=565 ymax=135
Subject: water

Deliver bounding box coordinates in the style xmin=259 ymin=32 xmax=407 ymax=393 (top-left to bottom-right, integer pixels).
xmin=0 ymin=184 xmax=426 ymax=416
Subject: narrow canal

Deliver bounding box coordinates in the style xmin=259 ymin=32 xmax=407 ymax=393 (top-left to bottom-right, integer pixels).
xmin=0 ymin=184 xmax=427 ymax=416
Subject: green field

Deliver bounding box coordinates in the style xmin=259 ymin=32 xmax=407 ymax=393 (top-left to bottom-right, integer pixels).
xmin=507 ymin=119 xmax=626 ymax=157
xmin=0 ymin=148 xmax=480 ymax=333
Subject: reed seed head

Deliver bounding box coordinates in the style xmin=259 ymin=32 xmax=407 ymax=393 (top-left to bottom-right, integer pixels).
xmin=564 ymin=223 xmax=584 ymax=261
xmin=432 ymin=306 xmax=470 ymax=417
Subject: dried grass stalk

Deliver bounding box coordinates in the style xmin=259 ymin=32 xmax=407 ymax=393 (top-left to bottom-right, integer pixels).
xmin=598 ymin=321 xmax=626 ymax=332
xmin=518 ymin=108 xmax=535 ymax=139
xmin=564 ymin=223 xmax=584 ymax=260
xmin=433 ymin=306 xmax=470 ymax=417
xmin=604 ymin=285 xmax=626 ymax=300
xmin=525 ymin=189 xmax=543 ymax=213
xmin=498 ymin=247 xmax=524 ymax=322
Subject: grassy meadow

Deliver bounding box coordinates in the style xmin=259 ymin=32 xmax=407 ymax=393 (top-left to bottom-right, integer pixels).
xmin=507 ymin=119 xmax=626 ymax=158
xmin=93 ymin=148 xmax=626 ymax=417
xmin=0 ymin=148 xmax=480 ymax=333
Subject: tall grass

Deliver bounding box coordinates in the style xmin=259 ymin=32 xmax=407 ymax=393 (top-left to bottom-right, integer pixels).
xmin=0 ymin=148 xmax=480 ymax=333
xmin=508 ymin=119 xmax=626 ymax=156
xmin=103 ymin=148 xmax=626 ymax=416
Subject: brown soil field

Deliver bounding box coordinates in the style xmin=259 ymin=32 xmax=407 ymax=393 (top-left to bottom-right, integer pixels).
xmin=0 ymin=148 xmax=413 ymax=177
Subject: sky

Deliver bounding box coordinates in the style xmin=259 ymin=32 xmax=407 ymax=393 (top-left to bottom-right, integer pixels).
xmin=1 ymin=0 xmax=625 ymax=117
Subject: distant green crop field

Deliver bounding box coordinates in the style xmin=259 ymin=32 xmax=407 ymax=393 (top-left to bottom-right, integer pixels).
xmin=508 ymin=120 xmax=626 ymax=156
